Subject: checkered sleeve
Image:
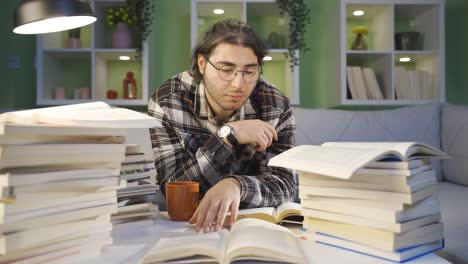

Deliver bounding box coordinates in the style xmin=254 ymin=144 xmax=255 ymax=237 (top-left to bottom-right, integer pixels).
xmin=148 ymin=95 xmax=235 ymax=197
xmin=228 ymin=105 xmax=297 ymax=208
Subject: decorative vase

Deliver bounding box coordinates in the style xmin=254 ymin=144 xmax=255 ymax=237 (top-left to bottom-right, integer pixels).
xmin=112 ymin=23 xmax=133 ymax=49
xmin=351 ymin=33 xmax=368 ymax=50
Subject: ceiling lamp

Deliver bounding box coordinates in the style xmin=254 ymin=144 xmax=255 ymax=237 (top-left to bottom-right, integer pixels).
xmin=13 ymin=0 xmax=97 ymax=34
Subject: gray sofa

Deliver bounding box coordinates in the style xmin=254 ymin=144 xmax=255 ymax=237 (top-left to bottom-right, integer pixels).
xmin=292 ymin=103 xmax=468 ymax=264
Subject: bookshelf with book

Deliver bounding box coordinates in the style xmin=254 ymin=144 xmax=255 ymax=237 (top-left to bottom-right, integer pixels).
xmin=36 ymin=0 xmax=149 ymax=106
xmin=328 ymin=0 xmax=445 ymax=106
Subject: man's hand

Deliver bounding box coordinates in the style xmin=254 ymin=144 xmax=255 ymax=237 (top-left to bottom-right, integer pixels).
xmin=228 ymin=120 xmax=278 ymax=151
xmin=188 ymin=178 xmax=240 ymax=233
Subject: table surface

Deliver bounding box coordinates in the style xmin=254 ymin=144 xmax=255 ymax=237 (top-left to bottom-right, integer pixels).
xmin=86 ymin=214 xmax=452 ymax=264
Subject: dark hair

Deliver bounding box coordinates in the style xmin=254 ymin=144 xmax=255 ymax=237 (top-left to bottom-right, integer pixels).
xmin=190 ymin=20 xmax=267 ymax=82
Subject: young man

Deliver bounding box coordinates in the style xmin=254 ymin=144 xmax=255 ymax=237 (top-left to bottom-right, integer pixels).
xmin=148 ymin=20 xmax=295 ymax=233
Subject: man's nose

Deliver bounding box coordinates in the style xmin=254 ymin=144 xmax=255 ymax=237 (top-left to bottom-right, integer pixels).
xmin=230 ymin=72 xmax=244 ymax=88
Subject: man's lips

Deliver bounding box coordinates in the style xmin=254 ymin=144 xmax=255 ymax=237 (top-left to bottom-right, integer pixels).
xmin=226 ymin=94 xmax=243 ymax=101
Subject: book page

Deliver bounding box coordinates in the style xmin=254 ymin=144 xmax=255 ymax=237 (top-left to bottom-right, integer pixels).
xmin=225 ymin=218 xmax=304 ymax=264
xmin=0 ymin=102 xmax=111 ymax=124
xmin=142 ymin=230 xmax=228 ymax=263
xmin=321 ymin=142 xmax=448 ymax=160
xmin=36 ymin=108 xmax=161 ymax=128
xmin=275 ymin=202 xmax=302 ymax=220
xmin=268 ymin=145 xmax=394 ymax=179
xmin=237 ymin=207 xmax=276 ymax=223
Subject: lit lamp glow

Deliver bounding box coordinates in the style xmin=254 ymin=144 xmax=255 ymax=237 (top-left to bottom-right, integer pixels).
xmin=399 ymin=57 xmax=411 ymax=62
xmin=353 ymin=10 xmax=365 ymax=16
xmin=13 ymin=0 xmax=96 ymax=34
xmin=119 ymin=56 xmax=131 ymax=61
xmin=263 ymin=56 xmax=273 ymax=61
xmin=213 ymin=9 xmax=224 ymax=15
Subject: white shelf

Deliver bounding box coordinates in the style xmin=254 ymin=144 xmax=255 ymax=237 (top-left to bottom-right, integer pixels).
xmin=191 ymin=0 xmax=299 ymax=105
xmin=36 ymin=0 xmax=149 ymax=106
xmin=328 ymin=0 xmax=445 ymax=106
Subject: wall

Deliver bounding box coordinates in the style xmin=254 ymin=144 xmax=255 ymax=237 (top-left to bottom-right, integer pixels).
xmin=1 ymin=0 xmax=467 ymax=111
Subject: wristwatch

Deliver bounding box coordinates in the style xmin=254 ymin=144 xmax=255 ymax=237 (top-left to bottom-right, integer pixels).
xmin=217 ymin=125 xmax=238 ymax=146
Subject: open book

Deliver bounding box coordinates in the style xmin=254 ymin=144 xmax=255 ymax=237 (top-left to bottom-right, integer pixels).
xmin=268 ymin=142 xmax=449 ymax=179
xmin=142 ymin=218 xmax=305 ymax=264
xmin=0 ymin=102 xmax=161 ymax=128
xmin=235 ymin=202 xmax=302 ymax=224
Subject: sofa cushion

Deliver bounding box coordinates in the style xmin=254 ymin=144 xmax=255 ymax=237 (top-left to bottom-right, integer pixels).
xmin=441 ymin=104 xmax=468 ymax=186
xmin=437 ymin=182 xmax=468 ymax=263
xmin=292 ymin=103 xmax=443 ymax=179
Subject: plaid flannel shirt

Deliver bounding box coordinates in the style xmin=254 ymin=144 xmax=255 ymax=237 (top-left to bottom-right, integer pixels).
xmin=148 ymin=71 xmax=296 ymax=208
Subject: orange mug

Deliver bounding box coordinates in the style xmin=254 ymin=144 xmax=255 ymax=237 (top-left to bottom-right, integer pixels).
xmin=165 ymin=181 xmax=199 ymax=221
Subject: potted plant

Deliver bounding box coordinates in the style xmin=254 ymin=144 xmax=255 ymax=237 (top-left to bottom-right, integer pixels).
xmin=126 ymin=0 xmax=154 ymax=59
xmin=275 ymin=0 xmax=311 ymax=69
xmin=107 ymin=6 xmax=135 ymax=49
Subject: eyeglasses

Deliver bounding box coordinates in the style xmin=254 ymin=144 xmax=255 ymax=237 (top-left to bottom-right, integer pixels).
xmin=206 ymin=58 xmax=261 ymax=83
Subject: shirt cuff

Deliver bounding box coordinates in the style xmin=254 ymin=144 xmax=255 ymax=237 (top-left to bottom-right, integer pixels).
xmin=226 ymin=175 xmax=248 ymax=201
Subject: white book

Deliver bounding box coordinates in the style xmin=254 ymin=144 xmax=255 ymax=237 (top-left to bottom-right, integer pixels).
xmin=0 ymin=102 xmax=161 ymax=128
xmin=299 ymin=168 xmax=437 ymax=190
xmin=142 ymin=218 xmax=305 ymax=264
xmin=1 ymin=204 xmax=115 ymax=234
xmin=2 ymin=197 xmax=116 ymax=224
xmin=299 ymin=185 xmax=436 ymax=204
xmin=366 ymin=158 xmax=430 ymax=170
xmin=0 ymin=143 xmax=125 ymax=170
xmin=312 ymin=232 xmax=444 ymax=263
xmin=301 ymin=194 xmax=440 ymax=223
xmin=268 ymin=142 xmax=448 ymax=180
xmin=304 ymin=217 xmax=444 ymax=251
xmin=352 ymin=67 xmax=368 ymax=100
xmin=362 ymin=68 xmax=384 ymax=100
xmin=0 ymin=231 xmax=111 ymax=263
xmin=0 ymin=167 xmax=120 ymax=187
xmin=347 ymin=67 xmax=359 ymax=99
xmin=409 ymin=71 xmax=421 ymax=99
xmin=0 ymin=215 xmax=110 ymax=255
xmin=302 ymin=209 xmax=441 ymax=233
xmin=123 ymin=152 xmax=146 ymax=164
xmin=0 ymin=123 xmax=126 ymax=145
xmin=2 ymin=190 xmax=116 ymax=215
xmin=299 ymin=170 xmax=437 ymax=193
xmin=1 ymin=177 xmax=120 ymax=199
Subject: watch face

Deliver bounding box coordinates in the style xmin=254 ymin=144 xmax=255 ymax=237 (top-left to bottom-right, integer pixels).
xmin=218 ymin=125 xmax=231 ymax=138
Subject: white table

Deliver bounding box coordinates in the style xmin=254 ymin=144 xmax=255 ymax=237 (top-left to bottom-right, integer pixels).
xmin=86 ymin=214 xmax=452 ymax=264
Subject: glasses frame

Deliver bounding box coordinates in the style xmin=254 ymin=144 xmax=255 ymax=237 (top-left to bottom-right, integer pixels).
xmin=205 ymin=58 xmax=262 ymax=83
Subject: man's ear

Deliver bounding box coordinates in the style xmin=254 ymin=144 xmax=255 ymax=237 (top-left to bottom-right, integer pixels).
xmin=197 ymin=55 xmax=205 ymax=75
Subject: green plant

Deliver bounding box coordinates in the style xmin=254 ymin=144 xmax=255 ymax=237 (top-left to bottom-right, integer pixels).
xmin=275 ymin=0 xmax=311 ymax=69
xmin=126 ymin=0 xmax=155 ymax=59
xmin=106 ymin=6 xmax=135 ymax=26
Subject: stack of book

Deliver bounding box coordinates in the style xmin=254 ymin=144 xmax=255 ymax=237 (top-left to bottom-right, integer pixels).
xmin=112 ymin=144 xmax=159 ymax=223
xmin=0 ymin=102 xmax=161 ymax=263
xmin=395 ymin=67 xmax=432 ymax=100
xmin=269 ymin=142 xmax=449 ymax=263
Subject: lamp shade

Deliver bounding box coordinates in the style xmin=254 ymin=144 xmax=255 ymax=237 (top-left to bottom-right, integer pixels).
xmin=13 ymin=0 xmax=97 ymax=34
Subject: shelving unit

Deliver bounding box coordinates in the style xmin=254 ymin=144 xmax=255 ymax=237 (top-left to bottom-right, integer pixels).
xmin=191 ymin=0 xmax=299 ymax=105
xmin=36 ymin=0 xmax=148 ymax=106
xmin=328 ymin=0 xmax=445 ymax=106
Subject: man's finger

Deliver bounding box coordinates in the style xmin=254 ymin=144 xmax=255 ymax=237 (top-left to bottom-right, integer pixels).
xmin=203 ymin=202 xmax=220 ymax=233
xmin=195 ymin=201 xmax=209 ymax=232
xmin=215 ymin=202 xmax=230 ymax=231
xmin=229 ymin=201 xmax=239 ymax=226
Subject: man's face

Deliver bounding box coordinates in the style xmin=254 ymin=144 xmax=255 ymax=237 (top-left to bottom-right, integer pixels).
xmin=198 ymin=43 xmax=259 ymax=119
